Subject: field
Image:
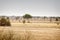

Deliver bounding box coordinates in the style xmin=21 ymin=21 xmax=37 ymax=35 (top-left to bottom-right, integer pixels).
xmin=0 ymin=23 xmax=60 ymax=40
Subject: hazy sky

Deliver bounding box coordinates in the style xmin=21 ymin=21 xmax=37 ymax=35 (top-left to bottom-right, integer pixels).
xmin=0 ymin=0 xmax=60 ymax=16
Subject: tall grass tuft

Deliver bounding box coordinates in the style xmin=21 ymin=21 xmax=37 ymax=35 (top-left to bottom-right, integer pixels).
xmin=0 ymin=30 xmax=14 ymax=40
xmin=0 ymin=30 xmax=33 ymax=40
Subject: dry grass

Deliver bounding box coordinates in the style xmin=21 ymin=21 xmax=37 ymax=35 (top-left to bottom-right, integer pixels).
xmin=0 ymin=23 xmax=60 ymax=40
xmin=11 ymin=23 xmax=60 ymax=28
xmin=0 ymin=29 xmax=14 ymax=40
xmin=0 ymin=28 xmax=60 ymax=40
xmin=0 ymin=29 xmax=33 ymax=40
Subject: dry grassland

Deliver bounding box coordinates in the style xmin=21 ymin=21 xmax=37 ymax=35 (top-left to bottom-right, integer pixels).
xmin=0 ymin=23 xmax=60 ymax=40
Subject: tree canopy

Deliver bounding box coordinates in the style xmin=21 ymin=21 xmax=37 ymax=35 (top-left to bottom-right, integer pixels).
xmin=23 ymin=14 xmax=32 ymax=19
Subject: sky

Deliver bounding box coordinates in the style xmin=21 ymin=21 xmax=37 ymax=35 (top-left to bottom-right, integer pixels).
xmin=0 ymin=0 xmax=60 ymax=17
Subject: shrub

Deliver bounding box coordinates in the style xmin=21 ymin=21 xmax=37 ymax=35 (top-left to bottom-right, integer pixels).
xmin=6 ymin=20 xmax=11 ymax=26
xmin=23 ymin=20 xmax=25 ymax=24
xmin=0 ymin=17 xmax=11 ymax=26
xmin=0 ymin=17 xmax=7 ymax=26
xmin=56 ymin=18 xmax=59 ymax=25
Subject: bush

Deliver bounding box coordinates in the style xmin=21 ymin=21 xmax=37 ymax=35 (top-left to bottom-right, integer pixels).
xmin=56 ymin=18 xmax=59 ymax=25
xmin=6 ymin=20 xmax=11 ymax=26
xmin=23 ymin=20 xmax=25 ymax=24
xmin=0 ymin=18 xmax=7 ymax=26
xmin=0 ymin=17 xmax=11 ymax=26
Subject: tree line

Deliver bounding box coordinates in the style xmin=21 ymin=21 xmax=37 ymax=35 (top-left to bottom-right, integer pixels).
xmin=0 ymin=14 xmax=60 ymax=26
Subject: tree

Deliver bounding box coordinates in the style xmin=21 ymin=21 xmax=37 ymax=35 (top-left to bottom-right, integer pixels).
xmin=50 ymin=17 xmax=52 ymax=22
xmin=6 ymin=17 xmax=11 ymax=26
xmin=23 ymin=14 xmax=32 ymax=19
xmin=16 ymin=16 xmax=20 ymax=22
xmin=16 ymin=17 xmax=19 ymax=20
xmin=43 ymin=16 xmax=47 ymax=21
xmin=23 ymin=14 xmax=32 ymax=23
xmin=56 ymin=18 xmax=59 ymax=25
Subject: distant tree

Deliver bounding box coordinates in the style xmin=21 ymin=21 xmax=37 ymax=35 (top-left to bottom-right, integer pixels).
xmin=23 ymin=14 xmax=32 ymax=19
xmin=23 ymin=14 xmax=32 ymax=23
xmin=15 ymin=16 xmax=20 ymax=23
xmin=44 ymin=16 xmax=47 ymax=21
xmin=6 ymin=17 xmax=11 ymax=26
xmin=50 ymin=17 xmax=52 ymax=22
xmin=56 ymin=18 xmax=58 ymax=21
xmin=16 ymin=17 xmax=19 ymax=20
xmin=56 ymin=18 xmax=59 ymax=25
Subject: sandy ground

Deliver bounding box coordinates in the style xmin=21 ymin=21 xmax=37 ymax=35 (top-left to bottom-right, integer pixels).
xmin=0 ymin=23 xmax=60 ymax=40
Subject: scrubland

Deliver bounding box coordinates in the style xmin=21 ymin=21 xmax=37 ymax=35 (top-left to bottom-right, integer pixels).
xmin=0 ymin=23 xmax=60 ymax=40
